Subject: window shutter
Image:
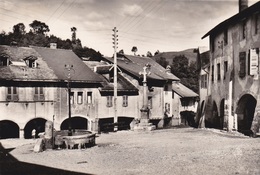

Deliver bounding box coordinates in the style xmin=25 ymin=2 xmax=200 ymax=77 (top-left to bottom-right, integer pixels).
xmin=249 ymin=48 xmax=259 ymax=75
xmin=239 ymin=52 xmax=246 ymax=78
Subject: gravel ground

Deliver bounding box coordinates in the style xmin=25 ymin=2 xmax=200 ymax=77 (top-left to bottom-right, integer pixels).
xmin=1 ymin=127 xmax=260 ymax=175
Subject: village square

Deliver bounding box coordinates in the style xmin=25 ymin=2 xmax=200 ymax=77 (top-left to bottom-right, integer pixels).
xmin=0 ymin=0 xmax=260 ymax=174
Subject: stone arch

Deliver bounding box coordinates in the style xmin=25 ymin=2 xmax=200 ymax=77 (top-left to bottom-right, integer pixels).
xmin=60 ymin=116 xmax=88 ymax=130
xmin=205 ymin=100 xmax=220 ymax=129
xmin=236 ymin=94 xmax=256 ymax=136
xmin=0 ymin=120 xmax=19 ymax=139
xmin=24 ymin=118 xmax=47 ymax=139
xmin=219 ymin=99 xmax=225 ymax=129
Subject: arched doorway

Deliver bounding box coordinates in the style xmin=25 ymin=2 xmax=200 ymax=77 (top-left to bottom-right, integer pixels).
xmin=201 ymin=101 xmax=205 ymax=115
xmin=236 ymin=94 xmax=256 ymax=135
xmin=24 ymin=118 xmax=47 ymax=139
xmin=220 ymin=99 xmax=225 ymax=129
xmin=61 ymin=116 xmax=88 ymax=130
xmin=0 ymin=120 xmax=19 ymax=139
xmin=205 ymin=101 xmax=219 ymax=128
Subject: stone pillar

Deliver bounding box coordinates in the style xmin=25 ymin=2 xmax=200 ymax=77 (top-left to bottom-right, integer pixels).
xmin=44 ymin=120 xmax=53 ymax=149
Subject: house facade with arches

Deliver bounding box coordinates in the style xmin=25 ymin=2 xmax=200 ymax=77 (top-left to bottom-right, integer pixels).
xmin=199 ymin=1 xmax=260 ymax=135
xmin=0 ymin=45 xmax=103 ymax=139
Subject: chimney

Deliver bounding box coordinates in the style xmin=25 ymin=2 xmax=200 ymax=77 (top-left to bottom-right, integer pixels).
xmin=239 ymin=0 xmax=248 ymax=12
xmin=50 ymin=43 xmax=57 ymax=49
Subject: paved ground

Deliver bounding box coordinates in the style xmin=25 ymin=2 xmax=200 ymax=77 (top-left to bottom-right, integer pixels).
xmin=1 ymin=127 xmax=260 ymax=175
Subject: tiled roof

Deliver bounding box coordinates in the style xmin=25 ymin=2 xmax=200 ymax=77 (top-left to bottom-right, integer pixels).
xmin=103 ymin=54 xmax=179 ymax=81
xmin=84 ymin=61 xmax=138 ymax=93
xmin=0 ymin=45 xmax=102 ymax=83
xmin=172 ymin=82 xmax=198 ymax=98
xmin=32 ymin=47 xmax=102 ymax=83
xmin=0 ymin=45 xmax=57 ymax=80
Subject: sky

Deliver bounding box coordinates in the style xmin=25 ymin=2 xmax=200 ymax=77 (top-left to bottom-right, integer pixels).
xmin=0 ymin=0 xmax=259 ymax=56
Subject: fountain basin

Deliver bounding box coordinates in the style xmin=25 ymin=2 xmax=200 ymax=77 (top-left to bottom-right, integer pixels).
xmin=54 ymin=130 xmax=96 ymax=149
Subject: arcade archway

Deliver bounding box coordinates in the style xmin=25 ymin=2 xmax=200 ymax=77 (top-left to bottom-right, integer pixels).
xmin=24 ymin=118 xmax=47 ymax=139
xmin=236 ymin=94 xmax=256 ymax=135
xmin=0 ymin=120 xmax=19 ymax=139
xmin=61 ymin=116 xmax=88 ymax=130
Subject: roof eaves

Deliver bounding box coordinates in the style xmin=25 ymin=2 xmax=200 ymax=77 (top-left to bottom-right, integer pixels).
xmin=202 ymin=1 xmax=260 ymax=39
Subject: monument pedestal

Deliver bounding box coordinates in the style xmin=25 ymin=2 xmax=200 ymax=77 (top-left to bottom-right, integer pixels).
xmin=133 ymin=107 xmax=156 ymax=131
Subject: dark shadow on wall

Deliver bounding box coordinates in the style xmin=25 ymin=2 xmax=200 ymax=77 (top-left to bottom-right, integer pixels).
xmin=0 ymin=143 xmax=93 ymax=175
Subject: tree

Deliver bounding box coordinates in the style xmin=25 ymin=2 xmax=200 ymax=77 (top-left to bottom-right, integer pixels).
xmin=146 ymin=51 xmax=153 ymax=57
xmin=154 ymin=50 xmax=160 ymax=55
xmin=155 ymin=57 xmax=169 ymax=68
xmin=13 ymin=23 xmax=26 ymax=36
xmin=131 ymin=46 xmax=138 ymax=56
xmin=29 ymin=20 xmax=50 ymax=35
xmin=118 ymin=49 xmax=124 ymax=55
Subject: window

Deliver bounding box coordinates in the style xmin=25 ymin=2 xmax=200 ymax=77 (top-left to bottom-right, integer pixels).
xmin=24 ymin=56 xmax=38 ymax=68
xmin=0 ymin=57 xmax=8 ymax=66
xmin=224 ymin=61 xmax=228 ymax=80
xmin=34 ymin=87 xmax=45 ymax=101
xmin=242 ymin=20 xmax=246 ymax=40
xmin=201 ymin=74 xmax=208 ymax=88
xmin=122 ymin=95 xmax=128 ymax=107
xmin=70 ymin=92 xmax=74 ymax=104
xmin=211 ymin=65 xmax=214 ymax=82
xmin=148 ymin=96 xmax=153 ymax=109
xmin=217 ymin=63 xmax=221 ymax=80
xmin=87 ymin=92 xmax=92 ymax=104
xmin=77 ymin=92 xmax=83 ymax=104
xmin=249 ymin=48 xmax=259 ymax=75
xmin=239 ymin=52 xmax=246 ymax=78
xmin=224 ymin=29 xmax=228 ymax=45
xmin=6 ymin=87 xmax=19 ymax=101
xmin=107 ymin=96 xmax=113 ymax=107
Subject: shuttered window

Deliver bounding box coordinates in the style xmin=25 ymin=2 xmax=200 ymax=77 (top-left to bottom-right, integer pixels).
xmin=107 ymin=96 xmax=113 ymax=107
xmin=122 ymin=95 xmax=128 ymax=107
xmin=6 ymin=87 xmax=19 ymax=101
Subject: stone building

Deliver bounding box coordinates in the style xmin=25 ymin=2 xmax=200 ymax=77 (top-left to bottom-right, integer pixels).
xmin=102 ymin=54 xmax=181 ymax=128
xmin=0 ymin=45 xmax=102 ymax=139
xmin=200 ymin=0 xmax=260 ymax=135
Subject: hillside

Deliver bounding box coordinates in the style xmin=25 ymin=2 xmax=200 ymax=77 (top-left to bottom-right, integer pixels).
xmin=152 ymin=48 xmax=197 ymax=65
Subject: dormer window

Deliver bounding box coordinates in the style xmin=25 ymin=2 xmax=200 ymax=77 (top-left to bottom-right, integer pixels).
xmin=24 ymin=56 xmax=38 ymax=68
xmin=0 ymin=53 xmax=10 ymax=66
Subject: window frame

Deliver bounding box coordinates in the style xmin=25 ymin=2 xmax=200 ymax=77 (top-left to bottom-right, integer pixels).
xmin=122 ymin=95 xmax=128 ymax=107
xmin=6 ymin=87 xmax=19 ymax=101
xmin=106 ymin=96 xmax=113 ymax=107
xmin=77 ymin=92 xmax=83 ymax=104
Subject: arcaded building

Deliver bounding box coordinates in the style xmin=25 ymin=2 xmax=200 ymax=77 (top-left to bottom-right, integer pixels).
xmin=200 ymin=0 xmax=260 ymax=135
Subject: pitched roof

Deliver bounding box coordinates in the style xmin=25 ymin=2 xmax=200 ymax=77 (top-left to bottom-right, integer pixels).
xmin=0 ymin=45 xmax=58 ymax=81
xmin=33 ymin=47 xmax=102 ymax=83
xmin=0 ymin=45 xmax=102 ymax=83
xmin=84 ymin=61 xmax=138 ymax=93
xmin=172 ymin=82 xmax=198 ymax=98
xmin=202 ymin=1 xmax=260 ymax=39
xmin=103 ymin=54 xmax=179 ymax=81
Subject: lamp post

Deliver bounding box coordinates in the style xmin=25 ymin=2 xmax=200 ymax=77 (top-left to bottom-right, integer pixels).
xmin=65 ymin=64 xmax=74 ymax=136
xmin=139 ymin=63 xmax=151 ymax=121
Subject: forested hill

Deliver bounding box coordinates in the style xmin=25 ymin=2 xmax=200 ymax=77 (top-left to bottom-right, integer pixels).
xmin=152 ymin=49 xmax=199 ymax=93
xmin=152 ymin=48 xmax=197 ymax=65
xmin=0 ymin=20 xmax=103 ymax=61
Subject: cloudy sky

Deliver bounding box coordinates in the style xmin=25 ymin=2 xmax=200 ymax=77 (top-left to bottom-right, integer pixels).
xmin=0 ymin=0 xmax=258 ymax=56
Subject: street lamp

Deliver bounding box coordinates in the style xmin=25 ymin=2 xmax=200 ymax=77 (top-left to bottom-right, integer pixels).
xmin=65 ymin=64 xmax=74 ymax=136
xmin=139 ymin=63 xmax=151 ymax=121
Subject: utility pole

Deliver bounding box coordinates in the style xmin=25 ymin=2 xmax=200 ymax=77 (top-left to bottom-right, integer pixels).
xmin=112 ymin=27 xmax=118 ymax=131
